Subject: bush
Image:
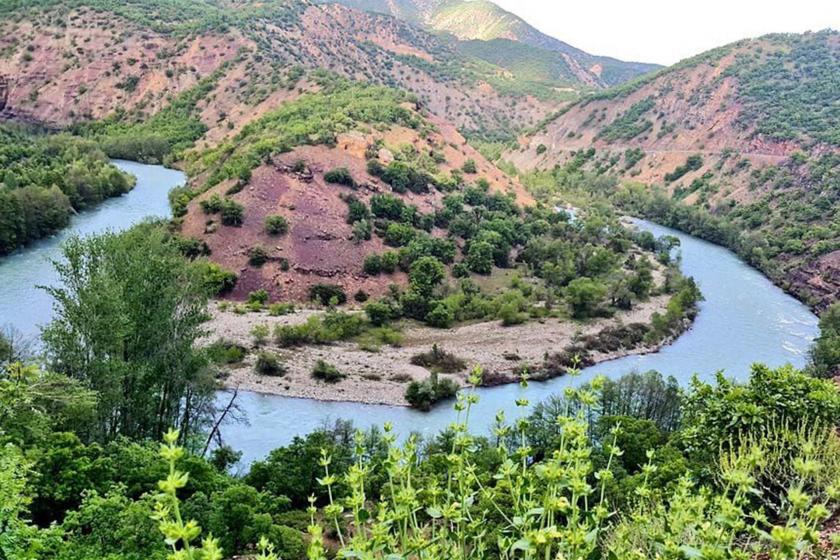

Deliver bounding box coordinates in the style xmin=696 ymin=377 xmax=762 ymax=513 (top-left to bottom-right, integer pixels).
xmin=309 ymin=284 xmax=347 ymax=306
xmin=404 ymin=372 xmax=459 ymax=411
xmin=365 ymin=301 xmax=395 ymax=327
xmin=220 ymin=198 xmax=244 ymax=226
xmin=410 ymin=345 xmax=466 ymax=373
xmin=363 ymin=254 xmax=382 ymax=275
xmin=384 ymin=223 xmax=416 ymax=247
xmin=268 ymin=302 xmax=295 ymax=316
xmin=324 ymin=167 xmax=355 ymax=187
xmin=461 ymin=159 xmax=477 ymax=174
xmin=200 ymin=193 xmax=223 ymax=214
xmin=264 ymin=215 xmax=289 ymax=235
xmin=255 ymin=351 xmax=286 ymax=376
xmin=248 ymin=246 xmax=270 ymax=267
xmin=194 ymin=260 xmax=237 ymax=295
xmin=206 ymin=339 xmax=246 ymax=364
xmin=311 ymin=360 xmax=344 ymax=383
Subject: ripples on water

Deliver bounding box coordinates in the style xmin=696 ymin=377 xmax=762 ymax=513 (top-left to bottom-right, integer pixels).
xmin=0 ymin=162 xmax=820 ymax=466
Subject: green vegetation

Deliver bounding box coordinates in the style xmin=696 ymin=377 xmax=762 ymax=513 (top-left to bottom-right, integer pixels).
xmin=727 ymin=31 xmax=840 ymax=145
xmin=596 ymin=96 xmax=655 ymax=141
xmin=41 ymin=222 xmax=215 ymax=442
xmin=810 ymin=303 xmax=840 ymax=378
xmin=185 ymin=79 xmax=420 ymax=191
xmin=0 ymin=126 xmax=135 ymax=255
xmin=311 ymin=359 xmax=344 ymax=383
xmin=76 ymin=70 xmax=225 ymax=165
xmin=323 ymin=167 xmax=355 ymax=187
xmin=409 ymin=344 xmax=467 ymax=373
xmin=263 ymin=214 xmax=289 ymax=235
xmin=255 ymin=351 xmax=286 ymax=377
xmin=404 ymin=370 xmax=460 ymax=410
xmin=664 ymin=154 xmax=704 ymax=182
xmin=6 ymin=347 xmax=840 ymax=559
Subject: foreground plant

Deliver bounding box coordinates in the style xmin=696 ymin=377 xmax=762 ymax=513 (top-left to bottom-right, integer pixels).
xmin=154 ymin=429 xmax=278 ymax=560
xmin=304 ymin=366 xmax=840 ymax=560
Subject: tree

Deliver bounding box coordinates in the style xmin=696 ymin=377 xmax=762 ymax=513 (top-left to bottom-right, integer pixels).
xmin=409 ymin=256 xmax=445 ymax=297
xmin=42 ymin=223 xmax=214 ymax=443
xmin=811 ymin=303 xmax=840 ymax=378
xmin=465 ymin=241 xmax=494 ymax=275
xmin=565 ymin=278 xmax=607 ymax=319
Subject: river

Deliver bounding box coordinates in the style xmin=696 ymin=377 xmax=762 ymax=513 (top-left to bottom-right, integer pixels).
xmin=0 ymin=161 xmax=820 ymax=466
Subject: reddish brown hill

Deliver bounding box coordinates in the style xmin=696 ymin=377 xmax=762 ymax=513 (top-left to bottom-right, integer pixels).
xmin=181 ymin=118 xmax=531 ymax=301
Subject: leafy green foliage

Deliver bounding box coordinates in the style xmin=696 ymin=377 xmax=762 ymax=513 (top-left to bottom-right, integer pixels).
xmin=263 ymin=215 xmax=289 ymax=235
xmin=596 ymin=97 xmax=655 ymax=141
xmin=42 ymin=223 xmax=214 ymax=442
xmin=0 ymin=126 xmax=135 ymax=254
xmin=187 ymin=82 xmax=420 ymax=190
xmin=404 ymin=371 xmax=460 ymax=411
xmin=810 ymin=303 xmax=840 ymax=378
xmin=727 ymin=31 xmax=840 ymax=145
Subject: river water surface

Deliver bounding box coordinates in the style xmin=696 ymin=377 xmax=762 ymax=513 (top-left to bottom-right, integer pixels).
xmin=0 ymin=162 xmax=820 ymax=465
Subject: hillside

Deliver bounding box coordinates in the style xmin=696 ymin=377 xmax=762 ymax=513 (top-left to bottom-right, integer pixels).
xmin=176 ymin=77 xmax=532 ymax=302
xmin=0 ymin=0 xmax=561 ymax=142
xmin=329 ymin=0 xmax=661 ymax=89
xmin=508 ymin=31 xmax=840 ymax=311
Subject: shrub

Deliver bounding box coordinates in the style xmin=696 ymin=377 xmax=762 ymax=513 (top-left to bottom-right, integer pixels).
xmin=309 ymin=284 xmax=347 ymax=306
xmin=194 ymin=260 xmax=237 ymax=295
xmin=220 ymin=198 xmax=244 ymax=226
xmin=536 ymin=144 xmax=548 ymax=155
xmin=365 ymin=301 xmax=395 ymax=327
xmin=248 ymin=246 xmax=270 ymax=267
xmin=248 ymin=289 xmax=269 ymax=305
xmin=268 ymin=302 xmax=295 ymax=316
xmin=353 ymin=290 xmax=368 ymax=303
xmin=255 ymin=351 xmax=286 ymax=376
xmin=410 ymin=344 xmax=466 ymax=373
xmin=324 ymin=167 xmax=355 ymax=187
xmin=264 ymin=215 xmax=289 ymax=235
xmin=206 ymin=339 xmax=246 ymax=364
xmin=404 ymin=372 xmax=459 ymax=411
xmin=200 ymin=193 xmax=223 ymax=214
xmin=250 ymin=324 xmax=270 ymax=346
xmin=425 ymin=303 xmax=453 ymax=328
xmin=311 ymin=360 xmax=344 ymax=383
xmin=498 ymin=301 xmax=527 ymax=326
xmin=363 ymin=254 xmax=382 ymax=275
xmin=384 ymin=223 xmax=416 ymax=247
xmin=352 ymin=220 xmax=372 ymax=242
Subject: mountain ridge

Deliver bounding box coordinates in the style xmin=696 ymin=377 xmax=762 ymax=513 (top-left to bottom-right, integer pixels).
xmin=326 ymin=0 xmax=661 ymax=88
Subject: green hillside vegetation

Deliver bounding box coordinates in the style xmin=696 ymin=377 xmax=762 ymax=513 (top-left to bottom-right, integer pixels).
xmin=0 ymin=125 xmax=135 ymax=255
xmin=1 ymin=0 xmax=305 ymax=34
xmin=181 ymin=77 xmax=421 ymax=203
xmin=74 ymin=69 xmax=227 ymax=165
xmin=726 ymin=31 xmax=840 ymax=146
xmin=457 ymin=38 xmax=586 ymax=95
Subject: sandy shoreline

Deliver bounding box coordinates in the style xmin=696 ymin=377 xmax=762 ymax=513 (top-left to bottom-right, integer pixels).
xmin=203 ymin=293 xmax=674 ymax=407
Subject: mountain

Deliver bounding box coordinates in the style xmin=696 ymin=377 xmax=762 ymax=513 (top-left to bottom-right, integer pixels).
xmin=328 ymin=0 xmax=661 ymax=88
xmin=0 ymin=0 xmax=564 ymax=141
xmin=508 ymin=31 xmax=840 ymax=310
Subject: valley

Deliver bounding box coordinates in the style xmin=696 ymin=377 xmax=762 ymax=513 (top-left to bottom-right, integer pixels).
xmin=1 ymin=1 xmax=839 ymax=559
